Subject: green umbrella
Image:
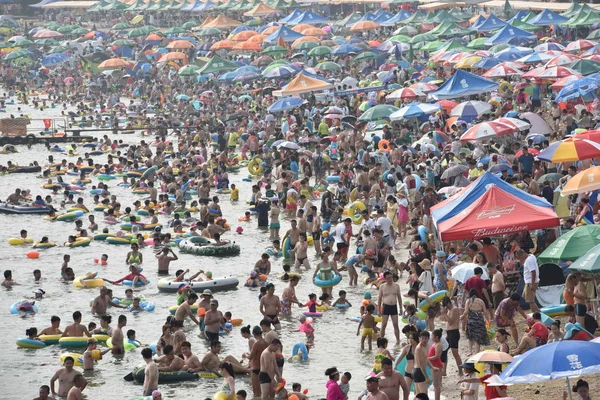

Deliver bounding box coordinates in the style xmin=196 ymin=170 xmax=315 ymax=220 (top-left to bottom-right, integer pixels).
xmin=307 ymin=45 xmax=332 ymax=56
xmin=4 ymin=49 xmax=33 ymax=61
xmin=357 ymin=104 xmax=399 ymax=121
xmin=467 ymin=37 xmax=491 ymax=49
xmin=198 ymin=56 xmax=239 ymax=74
xmin=11 ymin=57 xmax=32 ymax=66
xmin=316 ymin=61 xmax=341 ymax=71
xmin=247 ymin=19 xmax=262 ymax=26
xmin=14 ymin=39 xmax=34 ymax=47
xmin=587 ymin=29 xmax=600 ymax=40
xmin=35 ymin=38 xmax=59 ymax=46
xmin=420 ymin=40 xmax=444 ymax=52
xmin=536 ymin=173 xmax=563 ymax=184
xmin=261 ymin=45 xmax=288 ymax=55
xmin=111 ymin=22 xmax=132 ymax=31
xmin=111 ymin=39 xmax=136 ymax=47
xmin=570 ymin=59 xmax=600 ymax=76
xmin=410 ymin=33 xmax=436 ymax=44
xmin=181 ymin=21 xmax=197 ymax=30
xmin=488 ymin=44 xmax=511 ymax=53
xmin=49 ymin=45 xmax=69 ymax=54
xmin=45 ymin=22 xmax=61 ymax=29
xmin=0 ymin=41 xmax=11 ymax=49
xmin=568 ymin=243 xmax=600 ymax=273
xmin=538 ymin=225 xmax=600 ymax=264
xmin=388 ymin=34 xmax=411 ymax=43
xmin=293 ymin=41 xmax=318 ymax=50
xmin=197 ymin=28 xmax=221 ymax=37
xmin=71 ymin=27 xmax=90 ymax=35
xmin=129 ymin=28 xmax=147 ymax=38
xmin=142 ymin=25 xmax=158 ymax=34
xmin=263 ymin=60 xmax=288 ymax=72
xmin=354 ymin=51 xmax=378 ymax=62
xmin=165 ymin=27 xmax=187 ymax=35
xmin=393 ymin=26 xmax=418 ymax=36
xmin=57 ymin=26 xmax=75 ymax=34
xmin=177 ymin=64 xmax=200 ymax=75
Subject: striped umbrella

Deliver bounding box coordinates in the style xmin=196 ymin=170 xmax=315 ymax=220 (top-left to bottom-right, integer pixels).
xmin=459 ymin=121 xmax=516 ymax=141
xmin=483 ymin=64 xmax=523 ymax=78
xmin=536 ymin=66 xmax=579 ymax=79
xmin=386 ymin=87 xmax=425 ymax=100
xmin=546 ymin=53 xmax=580 ymax=67
xmin=565 ymin=39 xmax=597 ymax=53
xmin=538 ymin=138 xmax=600 ymax=162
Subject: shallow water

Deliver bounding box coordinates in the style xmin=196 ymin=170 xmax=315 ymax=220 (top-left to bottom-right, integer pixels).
xmin=0 ymin=97 xmax=392 ymax=400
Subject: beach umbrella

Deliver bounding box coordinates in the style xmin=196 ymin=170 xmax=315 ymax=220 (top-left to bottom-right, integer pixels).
xmin=538 ymin=138 xmax=600 ymax=162
xmin=483 ymin=64 xmax=523 ymax=78
xmin=41 ymin=53 xmax=71 ymax=67
xmin=251 ymin=55 xmax=274 ymax=67
xmin=521 ymin=66 xmax=548 ymax=79
xmin=291 ymin=24 xmax=314 ymax=33
xmin=537 ymin=66 xmax=579 ymax=79
xmin=460 ymin=121 xmax=516 ymax=141
xmin=467 ymin=351 xmax=514 ymax=364
xmin=262 ymin=65 xmax=295 ymax=78
xmin=181 ymin=21 xmax=197 ymax=30
xmin=307 ymin=45 xmax=332 ymax=56
xmin=261 ymin=45 xmax=287 ymax=55
xmin=536 ymin=173 xmax=562 ymax=184
xmin=32 ymin=30 xmax=63 ymax=39
xmin=4 ymin=49 xmax=33 ymax=61
xmin=166 ymin=40 xmax=195 ymax=49
xmin=268 ymin=96 xmax=304 ymax=113
xmin=354 ymin=51 xmax=378 ymax=62
xmin=165 ymin=27 xmax=187 ymax=35
xmin=410 ymin=32 xmax=436 ymax=44
xmin=158 ymin=51 xmax=187 ymax=62
xmin=450 ymin=263 xmax=489 ymax=283
xmin=231 ymin=30 xmax=258 ymax=41
xmin=546 ymin=53 xmax=580 ymax=67
xmin=388 ymin=34 xmax=411 ymax=43
xmin=350 ymin=21 xmax=380 ymax=31
xmin=293 ymin=41 xmax=318 ymax=50
xmin=570 ymin=59 xmax=600 ymax=76
xmin=275 ymin=140 xmax=300 ymax=150
xmin=550 ymin=75 xmax=580 ymax=91
xmin=386 ymin=87 xmax=424 ymax=100
xmin=440 ymin=164 xmax=469 ymax=179
xmin=111 ymin=22 xmax=132 ymax=31
xmin=13 ymin=38 xmax=33 ymax=47
xmin=450 ymin=101 xmax=492 ymax=119
xmin=588 ymin=30 xmax=600 ymax=40
xmin=390 ymin=103 xmax=441 ymax=120
xmin=197 ymin=28 xmax=222 ymax=37
xmin=232 ymin=41 xmax=263 ymax=51
xmin=393 ymin=25 xmax=418 ymax=36
xmin=565 ymin=39 xmax=597 ymax=53
xmin=539 ymin=225 xmax=600 ymax=264
xmin=494 ymin=117 xmax=531 ymax=131
xmin=435 ymin=100 xmax=458 ymax=113
xmin=420 ymin=41 xmax=444 ymax=52
xmin=472 ymin=57 xmax=502 ymax=69
xmin=495 ymin=46 xmax=532 ymax=61
xmin=210 ymin=40 xmax=235 ymax=50
xmin=534 ymin=42 xmax=564 ymax=52
xmin=302 ymin=27 xmax=327 ymax=36
xmin=410 ymin=82 xmax=438 ymax=93
xmin=358 ymin=104 xmax=398 ymax=121
xmin=516 ymin=52 xmax=554 ymax=64
xmin=247 ymin=34 xmax=266 ymax=44
xmin=176 ymin=94 xmax=191 ymax=101
xmin=467 ymin=37 xmax=490 ymax=49
xmin=48 ymin=45 xmax=68 ymax=54
xmin=232 ymin=71 xmax=262 ymax=82
xmin=569 ymin=243 xmax=600 ymax=273
xmin=559 ymin=165 xmax=600 ymax=195
xmin=177 ymin=64 xmax=200 ymax=75
xmin=316 ymin=61 xmax=341 ymax=71
xmin=128 ymin=28 xmax=147 ymax=38
xmin=98 ymin=58 xmax=133 ymax=69
xmin=454 ymin=56 xmax=482 ymax=69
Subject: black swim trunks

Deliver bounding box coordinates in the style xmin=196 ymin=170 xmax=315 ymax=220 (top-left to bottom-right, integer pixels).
xmin=412 ymin=367 xmax=426 ymax=383
xmin=446 ymin=329 xmax=460 ymax=349
xmin=576 ymin=303 xmax=588 ymax=317
xmin=312 ymin=230 xmax=321 ymax=240
xmin=252 ymin=369 xmax=260 ymax=375
xmin=267 ymin=314 xmax=280 ymax=325
xmin=259 ymin=372 xmax=272 ymax=384
xmin=382 ymin=304 xmax=398 ymax=316
xmin=205 ymin=331 xmax=219 ymax=342
xmin=158 ymin=270 xmax=169 ymax=276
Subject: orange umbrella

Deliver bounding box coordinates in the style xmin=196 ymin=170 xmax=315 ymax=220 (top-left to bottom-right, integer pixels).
xmin=291 ymin=36 xmax=319 ymax=48
xmin=292 ymin=24 xmax=314 ymax=33
xmin=232 ymin=41 xmax=263 ymax=51
xmin=158 ymin=51 xmax=187 ymax=63
xmin=210 ymin=40 xmax=235 ymax=50
xmin=98 ymin=58 xmax=133 ymax=70
xmin=166 ymin=40 xmax=195 ymax=49
xmin=231 ymin=30 xmax=258 ymax=41
xmin=262 ymin=26 xmax=279 ymax=35
xmin=301 ymin=27 xmax=327 ymax=37
xmin=368 ymin=40 xmax=381 ymax=47
xmin=350 ymin=21 xmax=380 ymax=31
xmin=247 ymin=34 xmax=266 ymax=44
xmin=145 ymin=33 xmax=162 ymax=41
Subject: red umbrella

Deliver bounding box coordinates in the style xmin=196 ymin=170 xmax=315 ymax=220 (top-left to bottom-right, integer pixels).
xmin=460 ymin=121 xmax=516 ymax=141
xmin=386 ymin=87 xmax=424 ymax=100
xmin=514 ymin=148 xmax=540 ymax=158
xmin=522 ymin=66 xmax=546 ymax=79
xmin=565 ymin=39 xmax=597 ymax=53
xmin=550 ymin=75 xmax=580 ymax=90
xmin=536 ymin=66 xmax=579 ymax=79
xmin=33 ymin=30 xmax=63 ymax=39
xmin=435 ymin=100 xmax=458 ymax=113
xmin=573 ymin=130 xmax=600 ymax=143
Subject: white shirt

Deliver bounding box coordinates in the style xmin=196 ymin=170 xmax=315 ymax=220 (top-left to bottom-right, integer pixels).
xmin=361 ymin=217 xmax=376 ymax=233
xmin=334 ymin=222 xmax=347 ymax=244
xmin=418 ymin=270 xmax=433 ymax=294
xmin=523 ymin=254 xmax=540 ymax=284
xmin=376 ymin=216 xmax=392 ymax=236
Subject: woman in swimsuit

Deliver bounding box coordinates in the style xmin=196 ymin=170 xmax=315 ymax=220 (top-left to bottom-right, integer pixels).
xmin=394 ymin=330 xmax=419 ymax=390
xmin=126 ymin=243 xmax=143 ymax=265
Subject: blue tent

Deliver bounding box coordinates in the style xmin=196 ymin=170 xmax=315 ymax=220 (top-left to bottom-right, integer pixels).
xmin=485 ymin=24 xmax=536 ymax=45
xmin=287 ymin=10 xmax=328 ymax=25
xmin=331 ymin=42 xmax=363 ymax=55
xmin=428 ymin=70 xmax=499 ymax=100
xmin=473 ymin=14 xmax=507 ymax=32
xmin=268 ymin=97 xmax=304 ymax=113
xmin=470 ymin=15 xmax=487 ymax=30
xmin=508 ymin=10 xmax=533 ymax=23
xmin=354 ymin=11 xmax=378 ymax=24
xmin=381 ymin=10 xmax=412 ymax=26
xmin=192 ymin=1 xmax=215 ymax=11
xmin=527 ymin=9 xmax=568 ymax=26
xmin=373 ymin=11 xmax=394 ymax=24
xmin=264 ymin=26 xmax=304 ymax=43
xmin=181 ymin=0 xmax=202 ymax=10
xmin=279 ymin=8 xmax=303 ymax=24
xmin=432 ymin=172 xmax=553 ymax=226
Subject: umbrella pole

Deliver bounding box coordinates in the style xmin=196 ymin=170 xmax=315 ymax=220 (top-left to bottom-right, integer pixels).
xmin=566 ymin=377 xmax=573 ymax=400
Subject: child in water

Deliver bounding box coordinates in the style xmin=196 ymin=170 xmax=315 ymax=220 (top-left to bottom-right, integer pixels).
xmin=332 ymin=290 xmax=352 ymax=307
xmin=305 ymin=293 xmax=318 ymax=313
xmin=298 ymin=315 xmax=315 ymax=348
xmin=357 ymin=304 xmax=377 ymax=351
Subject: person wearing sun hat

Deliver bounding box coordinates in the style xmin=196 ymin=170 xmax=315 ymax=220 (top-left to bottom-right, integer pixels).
xmin=433 ymin=251 xmax=447 ymax=291
xmin=416 ymin=259 xmax=433 ymax=295
xmin=458 ymin=363 xmax=480 ymax=400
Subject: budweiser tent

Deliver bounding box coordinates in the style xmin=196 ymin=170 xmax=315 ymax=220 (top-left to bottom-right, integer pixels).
xmin=437 ymin=184 xmax=559 ymax=241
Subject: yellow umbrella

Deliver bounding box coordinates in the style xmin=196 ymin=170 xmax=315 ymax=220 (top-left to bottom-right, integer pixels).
xmin=131 ymin=15 xmax=144 ymax=25
xmin=561 ymin=165 xmax=600 ymax=195
xmin=454 ymin=56 xmax=482 ymax=69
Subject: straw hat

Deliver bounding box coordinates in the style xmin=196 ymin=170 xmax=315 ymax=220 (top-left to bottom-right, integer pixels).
xmin=419 ymin=259 xmax=432 ymax=270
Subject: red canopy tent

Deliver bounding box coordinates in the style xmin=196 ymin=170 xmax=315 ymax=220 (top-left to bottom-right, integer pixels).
xmin=437 ymin=184 xmax=560 ymax=242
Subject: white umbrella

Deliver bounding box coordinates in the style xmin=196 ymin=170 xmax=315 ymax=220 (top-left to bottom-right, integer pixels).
xmin=276 ymin=141 xmax=300 ymax=151
xmin=450 ymin=101 xmax=492 ymax=118
xmin=519 ymin=112 xmax=553 ymax=135
xmin=495 ymin=117 xmax=531 ymax=131
xmin=450 ymin=262 xmax=489 ymax=283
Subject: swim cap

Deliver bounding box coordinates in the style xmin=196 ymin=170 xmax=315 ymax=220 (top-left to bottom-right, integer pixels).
xmin=250 ymin=271 xmax=257 ymax=278
xmin=364 ymin=291 xmax=371 ymax=299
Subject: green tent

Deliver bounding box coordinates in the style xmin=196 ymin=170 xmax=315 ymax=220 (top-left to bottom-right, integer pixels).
xmin=562 ymin=8 xmax=600 ymax=28
xmin=467 ymin=37 xmax=491 ymax=49
xmin=410 ymin=32 xmax=436 ymax=44
xmin=229 ymin=0 xmax=249 ymax=11
xmin=449 ymin=9 xmax=472 ymax=21
xmin=436 ymin=39 xmax=468 ymax=52
xmin=538 ymin=225 xmax=600 ymax=264
xmin=587 ymin=29 xmax=600 ymax=40
xmin=147 ymin=0 xmax=170 ymax=10
xmin=521 ymin=11 xmax=537 ymax=22
xmin=570 ymin=59 xmax=600 ymax=76
xmin=125 ymin=0 xmax=145 ymax=10
xmin=198 ymin=56 xmax=239 ymax=74
xmin=400 ymin=11 xmax=426 ymax=25
xmin=335 ymin=12 xmax=362 ymax=27
xmin=79 ymin=52 xmax=111 ymax=73
xmin=510 ymin=18 xmax=542 ymax=32
xmin=87 ymin=0 xmax=108 ymax=11
xmin=102 ymin=0 xmax=129 ymax=10
xmin=286 ymin=0 xmax=301 ymax=8
xmin=216 ymin=0 xmax=236 ymax=9
xmin=432 ymin=22 xmax=474 ymax=38
xmin=420 ymin=40 xmax=444 ymax=52
xmin=427 ymin=10 xmax=462 ymax=24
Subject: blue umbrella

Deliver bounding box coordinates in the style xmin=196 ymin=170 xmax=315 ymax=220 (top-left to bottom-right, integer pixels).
xmin=497 ymin=341 xmax=600 ymax=385
xmin=268 ymin=97 xmax=304 ymax=113
xmin=495 ymin=46 xmax=533 ymax=61
xmin=389 ymin=103 xmax=441 ymax=120
xmin=233 ymin=65 xmax=260 ymax=75
xmin=232 ymin=71 xmax=262 ymax=82
xmin=175 ymin=94 xmax=191 ymax=101
xmin=472 ymin=57 xmax=503 ymax=69
xmin=555 ymin=74 xmax=600 ymax=103
xmin=218 ymin=71 xmax=237 ymax=82
xmin=262 ymin=66 xmax=295 ymax=79
xmin=231 ymin=25 xmax=253 ymax=34
xmin=488 ymin=164 xmax=511 ymax=173
xmin=41 ymin=52 xmax=70 ymax=67
xmin=331 ymin=42 xmax=363 ymax=55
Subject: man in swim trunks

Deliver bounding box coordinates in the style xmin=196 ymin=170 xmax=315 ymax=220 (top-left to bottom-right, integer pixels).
xmin=282 ymin=220 xmax=300 ymax=263
xmin=111 ymin=315 xmax=127 ymax=355
xmin=281 ymin=275 xmax=304 ymax=316
xmin=50 ymin=356 xmax=79 ymax=397
xmin=156 ymin=246 xmax=178 ymax=275
xmin=259 ymin=283 xmax=282 ymax=330
xmin=142 ymin=348 xmax=158 ymax=397
xmin=62 ymin=311 xmax=91 ymax=338
xmin=309 ymin=206 xmax=322 ymax=257
xmin=378 ymin=271 xmax=403 ymax=344
xmin=334 ymin=218 xmax=352 ymax=263
xmin=174 ymin=293 xmax=201 ymax=327
xmin=291 ymin=233 xmax=310 ymax=269
xmin=376 ymin=357 xmax=409 ymax=400
xmin=259 ymin=339 xmax=283 ymax=400
xmin=248 ymin=326 xmax=269 ymax=396
xmin=413 ymin=331 xmax=437 ymax=397
xmin=204 ymin=299 xmax=225 ymax=342
xmin=39 ymin=315 xmax=62 ymax=336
